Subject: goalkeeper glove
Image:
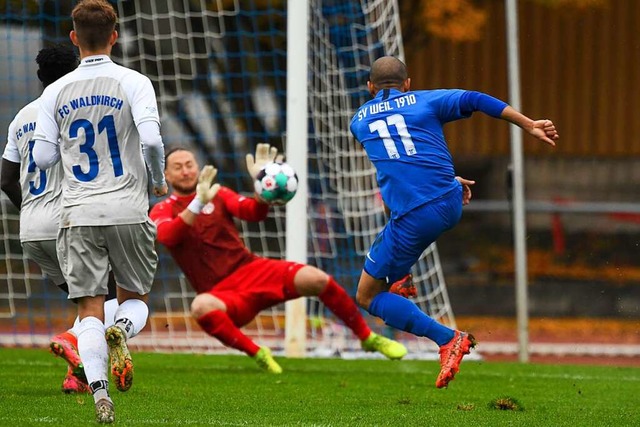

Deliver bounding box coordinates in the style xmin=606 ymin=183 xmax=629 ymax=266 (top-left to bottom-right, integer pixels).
xmin=246 ymin=143 xmax=278 ymax=180
xmin=187 ymin=165 xmax=221 ymax=214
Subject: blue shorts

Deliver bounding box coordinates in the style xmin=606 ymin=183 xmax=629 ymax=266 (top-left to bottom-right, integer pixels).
xmin=364 ymin=184 xmax=463 ymax=284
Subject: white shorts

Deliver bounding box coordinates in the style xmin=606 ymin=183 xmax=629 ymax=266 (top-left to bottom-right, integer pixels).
xmin=57 ymin=220 xmax=158 ymax=299
xmin=21 ymin=239 xmax=66 ymax=286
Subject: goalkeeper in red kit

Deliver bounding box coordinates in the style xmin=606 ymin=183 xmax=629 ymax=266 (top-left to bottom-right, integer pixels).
xmin=149 ymin=144 xmax=407 ymax=372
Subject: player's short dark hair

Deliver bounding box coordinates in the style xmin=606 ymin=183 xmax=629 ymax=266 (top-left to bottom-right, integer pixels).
xmin=369 ymin=56 xmax=408 ymax=89
xmin=71 ymin=0 xmax=118 ymax=51
xmin=164 ymin=146 xmax=193 ymax=166
xmin=35 ymin=44 xmax=79 ymax=87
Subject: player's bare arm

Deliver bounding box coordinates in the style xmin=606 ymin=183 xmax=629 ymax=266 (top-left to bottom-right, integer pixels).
xmin=1 ymin=121 xmax=24 ymax=209
xmin=0 ymin=159 xmax=22 ymax=209
xmin=500 ymin=106 xmax=559 ymax=146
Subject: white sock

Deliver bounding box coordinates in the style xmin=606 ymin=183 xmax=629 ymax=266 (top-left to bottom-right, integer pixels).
xmin=113 ymin=299 xmax=149 ymax=340
xmin=103 ymin=298 xmax=119 ymax=328
xmin=76 ymin=316 xmax=108 ymax=387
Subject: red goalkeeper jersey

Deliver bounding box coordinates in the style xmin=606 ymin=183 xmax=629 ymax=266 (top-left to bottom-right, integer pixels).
xmin=149 ymin=187 xmax=269 ymax=294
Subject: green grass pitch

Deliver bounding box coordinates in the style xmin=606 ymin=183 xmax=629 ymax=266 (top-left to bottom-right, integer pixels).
xmin=0 ymin=348 xmax=638 ymax=426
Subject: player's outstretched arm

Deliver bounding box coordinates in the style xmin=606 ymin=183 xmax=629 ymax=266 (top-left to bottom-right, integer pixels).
xmin=500 ymin=106 xmax=559 ymax=146
xmin=456 ymin=91 xmax=557 ymax=147
xmin=246 ymin=143 xmax=278 ymax=180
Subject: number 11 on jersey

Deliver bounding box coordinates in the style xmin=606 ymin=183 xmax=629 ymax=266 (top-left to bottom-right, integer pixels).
xmin=368 ymin=113 xmax=417 ymax=159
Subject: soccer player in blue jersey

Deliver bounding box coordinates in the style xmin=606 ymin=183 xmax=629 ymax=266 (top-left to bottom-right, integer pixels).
xmin=350 ymin=56 xmax=559 ymax=388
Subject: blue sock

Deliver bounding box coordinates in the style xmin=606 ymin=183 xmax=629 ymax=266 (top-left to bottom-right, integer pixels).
xmin=368 ymin=292 xmax=454 ymax=346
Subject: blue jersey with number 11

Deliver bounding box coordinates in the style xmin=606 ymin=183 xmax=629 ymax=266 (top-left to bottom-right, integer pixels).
xmin=350 ymin=88 xmax=473 ymax=219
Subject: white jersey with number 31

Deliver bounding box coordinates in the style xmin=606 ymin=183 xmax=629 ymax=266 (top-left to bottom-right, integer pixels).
xmin=34 ymin=55 xmax=160 ymax=227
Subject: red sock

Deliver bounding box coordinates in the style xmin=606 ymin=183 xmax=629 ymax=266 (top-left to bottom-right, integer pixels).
xmin=57 ymin=330 xmax=78 ymax=348
xmin=197 ymin=310 xmax=261 ymax=356
xmin=319 ymin=277 xmax=371 ymax=341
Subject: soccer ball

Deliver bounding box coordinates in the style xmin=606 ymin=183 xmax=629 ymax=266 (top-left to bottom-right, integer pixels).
xmin=254 ymin=161 xmax=298 ymax=205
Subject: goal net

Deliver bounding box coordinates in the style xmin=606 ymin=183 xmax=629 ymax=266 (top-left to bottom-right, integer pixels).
xmin=0 ymin=0 xmax=456 ymax=358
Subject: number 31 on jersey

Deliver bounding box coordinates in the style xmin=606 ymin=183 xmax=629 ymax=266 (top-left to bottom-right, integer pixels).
xmin=70 ymin=114 xmax=123 ymax=182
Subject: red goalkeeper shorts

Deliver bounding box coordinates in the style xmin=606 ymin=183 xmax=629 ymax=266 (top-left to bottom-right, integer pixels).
xmin=209 ymin=257 xmax=305 ymax=327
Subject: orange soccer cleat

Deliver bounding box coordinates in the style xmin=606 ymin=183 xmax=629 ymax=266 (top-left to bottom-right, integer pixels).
xmin=435 ymin=331 xmax=477 ymax=388
xmin=389 ymin=274 xmax=417 ymax=298
xmin=50 ymin=332 xmax=87 ymax=383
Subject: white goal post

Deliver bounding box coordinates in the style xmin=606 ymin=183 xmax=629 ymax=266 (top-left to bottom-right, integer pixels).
xmin=284 ymin=0 xmax=309 ymax=357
